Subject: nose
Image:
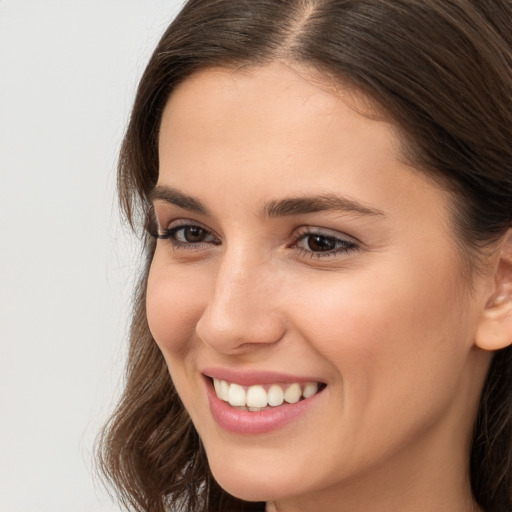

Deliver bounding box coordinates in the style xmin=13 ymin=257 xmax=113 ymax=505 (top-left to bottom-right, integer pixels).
xmin=195 ymin=249 xmax=286 ymax=355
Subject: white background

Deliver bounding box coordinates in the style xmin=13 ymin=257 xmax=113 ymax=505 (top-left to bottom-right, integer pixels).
xmin=0 ymin=1 xmax=183 ymax=510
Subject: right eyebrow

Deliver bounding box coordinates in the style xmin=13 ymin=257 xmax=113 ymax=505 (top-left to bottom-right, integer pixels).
xmin=263 ymin=194 xmax=385 ymax=218
xmin=149 ymin=185 xmax=209 ymax=215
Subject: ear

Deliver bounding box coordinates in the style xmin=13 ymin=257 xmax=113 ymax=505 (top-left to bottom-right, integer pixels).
xmin=475 ymin=229 xmax=512 ymax=351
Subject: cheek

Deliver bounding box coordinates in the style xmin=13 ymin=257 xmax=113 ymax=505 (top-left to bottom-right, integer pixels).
xmin=146 ymin=257 xmax=213 ymax=415
xmin=146 ymin=255 xmax=209 ymax=353
xmin=290 ymin=256 xmax=473 ymax=407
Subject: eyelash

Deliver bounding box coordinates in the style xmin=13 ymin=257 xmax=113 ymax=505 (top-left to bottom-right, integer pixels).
xmin=155 ymin=223 xmax=359 ymax=259
xmin=290 ymin=228 xmax=359 ymax=258
xmin=155 ymin=222 xmax=221 ymax=249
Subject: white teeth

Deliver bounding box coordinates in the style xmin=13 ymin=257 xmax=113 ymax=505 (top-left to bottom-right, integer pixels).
xmin=267 ymin=384 xmax=284 ymax=407
xmin=246 ymin=385 xmax=267 ymax=408
xmin=219 ymin=380 xmax=229 ymax=401
xmin=212 ymin=378 xmax=321 ymax=409
xmin=213 ymin=378 xmax=221 ymax=396
xmin=283 ymin=383 xmax=301 ymax=404
xmin=303 ymin=382 xmax=319 ymax=399
xmin=228 ymin=383 xmax=245 ymax=407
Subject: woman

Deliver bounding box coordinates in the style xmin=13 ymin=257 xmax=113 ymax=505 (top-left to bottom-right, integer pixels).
xmin=97 ymin=1 xmax=512 ymax=511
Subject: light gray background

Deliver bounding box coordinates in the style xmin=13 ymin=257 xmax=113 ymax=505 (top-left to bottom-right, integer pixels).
xmin=0 ymin=1 xmax=182 ymax=510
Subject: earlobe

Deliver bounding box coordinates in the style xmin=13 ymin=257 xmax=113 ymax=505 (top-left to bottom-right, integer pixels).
xmin=475 ymin=291 xmax=512 ymax=351
xmin=475 ymin=230 xmax=512 ymax=352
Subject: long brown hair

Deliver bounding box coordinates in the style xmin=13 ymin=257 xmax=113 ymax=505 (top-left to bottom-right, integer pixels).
xmin=97 ymin=1 xmax=512 ymax=511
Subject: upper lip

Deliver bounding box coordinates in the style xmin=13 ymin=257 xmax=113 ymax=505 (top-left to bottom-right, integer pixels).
xmin=201 ymin=367 xmax=325 ymax=386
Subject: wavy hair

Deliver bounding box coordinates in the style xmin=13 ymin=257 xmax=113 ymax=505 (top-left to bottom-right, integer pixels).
xmin=97 ymin=1 xmax=512 ymax=511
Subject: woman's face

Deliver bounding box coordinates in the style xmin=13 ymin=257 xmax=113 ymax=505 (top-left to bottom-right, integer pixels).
xmin=147 ymin=64 xmax=492 ymax=509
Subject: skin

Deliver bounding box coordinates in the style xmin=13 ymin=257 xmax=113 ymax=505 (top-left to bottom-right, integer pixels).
xmin=146 ymin=63 xmax=499 ymax=512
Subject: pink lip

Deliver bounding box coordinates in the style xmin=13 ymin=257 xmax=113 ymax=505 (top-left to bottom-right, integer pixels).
xmin=202 ymin=367 xmax=324 ymax=386
xmin=202 ymin=374 xmax=325 ymax=435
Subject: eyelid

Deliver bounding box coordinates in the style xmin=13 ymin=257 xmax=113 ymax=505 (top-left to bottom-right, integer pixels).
xmin=289 ymin=226 xmax=360 ymax=258
xmin=155 ymin=219 xmax=221 ymax=248
xmin=156 ymin=218 xmax=215 ymax=236
xmin=295 ymin=225 xmax=361 ymax=240
xmin=292 ymin=226 xmax=360 ymax=244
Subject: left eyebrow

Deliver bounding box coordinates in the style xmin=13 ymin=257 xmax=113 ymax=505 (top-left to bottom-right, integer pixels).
xmin=264 ymin=194 xmax=386 ymax=218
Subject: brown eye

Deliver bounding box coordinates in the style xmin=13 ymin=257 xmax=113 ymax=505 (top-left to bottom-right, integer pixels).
xmin=178 ymin=226 xmax=209 ymax=243
xmin=293 ymin=229 xmax=359 ymax=258
xmin=306 ymin=234 xmax=337 ymax=252
xmin=156 ymin=223 xmax=220 ymax=247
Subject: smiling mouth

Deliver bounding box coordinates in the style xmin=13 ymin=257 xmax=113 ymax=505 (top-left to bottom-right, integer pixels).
xmin=211 ymin=378 xmax=326 ymax=411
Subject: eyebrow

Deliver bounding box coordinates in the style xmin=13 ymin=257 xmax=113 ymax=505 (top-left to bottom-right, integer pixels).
xmin=150 ymin=185 xmax=385 ymax=218
xmin=264 ymin=194 xmax=385 ymax=218
xmin=150 ymin=185 xmax=209 ymax=214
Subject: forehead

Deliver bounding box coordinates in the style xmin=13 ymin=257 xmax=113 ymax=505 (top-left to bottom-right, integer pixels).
xmin=158 ymin=63 xmax=401 ymax=190
xmin=160 ymin=63 xmax=388 ymax=135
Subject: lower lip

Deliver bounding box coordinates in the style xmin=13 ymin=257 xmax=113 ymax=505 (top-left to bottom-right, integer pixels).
xmin=205 ymin=378 xmax=323 ymax=435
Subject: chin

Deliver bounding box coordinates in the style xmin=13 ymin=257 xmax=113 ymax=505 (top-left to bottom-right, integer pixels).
xmin=207 ymin=456 xmax=297 ymax=503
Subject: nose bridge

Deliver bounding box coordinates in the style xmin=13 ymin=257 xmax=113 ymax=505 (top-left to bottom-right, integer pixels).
xmin=196 ymin=245 xmax=284 ymax=352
